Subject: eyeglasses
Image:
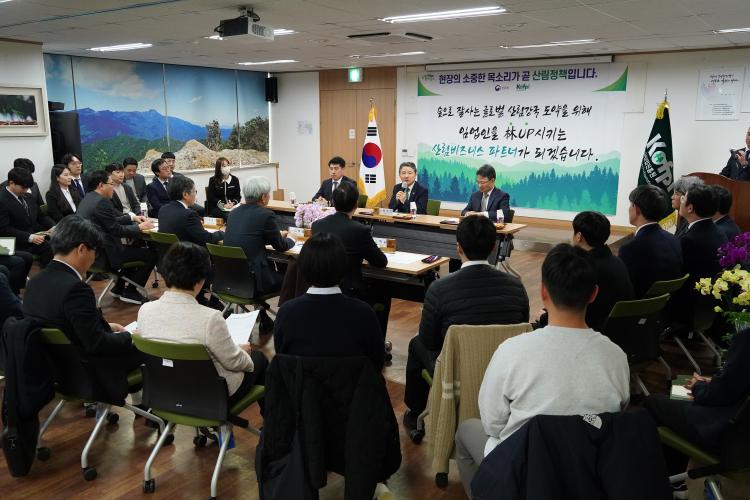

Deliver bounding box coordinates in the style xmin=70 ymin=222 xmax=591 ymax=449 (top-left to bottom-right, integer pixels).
xmin=476 ymin=178 xmax=492 ymax=186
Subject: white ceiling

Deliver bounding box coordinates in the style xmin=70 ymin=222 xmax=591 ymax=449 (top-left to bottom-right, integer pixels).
xmin=1 ymin=0 xmax=750 ymax=71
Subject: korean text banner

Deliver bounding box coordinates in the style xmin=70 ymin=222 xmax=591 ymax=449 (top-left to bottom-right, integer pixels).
xmin=417 ymin=63 xmax=628 ymax=215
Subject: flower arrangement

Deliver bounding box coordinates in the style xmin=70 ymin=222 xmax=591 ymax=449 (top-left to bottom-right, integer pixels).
xmin=294 ymin=202 xmax=333 ymax=228
xmin=695 ymin=232 xmax=750 ymax=334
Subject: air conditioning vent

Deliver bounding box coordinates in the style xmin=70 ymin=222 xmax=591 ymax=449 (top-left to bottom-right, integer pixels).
xmin=347 ymin=32 xmax=433 ymax=44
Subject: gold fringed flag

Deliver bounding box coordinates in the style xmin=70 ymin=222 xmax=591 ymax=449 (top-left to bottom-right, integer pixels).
xmin=358 ymin=104 xmax=386 ymax=207
xmin=639 ymin=97 xmax=675 ymax=226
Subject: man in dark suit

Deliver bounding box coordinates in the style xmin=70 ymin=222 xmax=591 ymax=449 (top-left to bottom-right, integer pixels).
xmin=0 ymin=158 xmax=44 ymax=207
xmin=160 ymin=152 xmax=206 ymax=216
xmin=159 ymin=176 xmax=223 ymax=245
xmin=312 ymin=182 xmax=392 ymax=335
xmin=77 ymin=170 xmax=156 ymax=305
xmin=711 ymin=184 xmax=741 ymax=242
xmin=679 ymin=184 xmax=728 ymax=282
xmin=388 ymin=161 xmax=429 ymax=214
xmin=312 ymin=156 xmax=356 ymax=204
xmin=146 ymin=158 xmax=171 ymax=218
xmin=123 ymin=157 xmax=147 ymax=202
xmin=224 ymin=176 xmax=295 ymax=296
xmin=105 ymin=163 xmax=142 ymax=216
xmin=62 ymin=153 xmax=87 ymax=199
xmin=619 ymin=185 xmax=683 ymax=297
xmin=461 ymin=164 xmax=510 ymax=221
xmin=403 ymin=215 xmax=529 ymax=428
xmin=720 ymin=127 xmax=750 ymax=181
xmin=23 ymin=216 xmax=143 ymax=400
xmin=572 ymin=211 xmax=634 ymax=331
xmin=0 ymin=167 xmax=54 ymax=266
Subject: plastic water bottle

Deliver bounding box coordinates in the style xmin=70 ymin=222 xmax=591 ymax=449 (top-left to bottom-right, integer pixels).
xmin=410 ymin=201 xmax=417 ymax=216
xmin=289 ymin=192 xmax=297 ymax=205
xmin=497 ymin=211 xmax=505 ymax=224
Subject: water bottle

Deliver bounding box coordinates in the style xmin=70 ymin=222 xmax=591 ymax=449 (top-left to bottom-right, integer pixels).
xmin=410 ymin=201 xmax=417 ymax=216
xmin=289 ymin=192 xmax=297 ymax=205
xmin=497 ymin=210 xmax=505 ymax=225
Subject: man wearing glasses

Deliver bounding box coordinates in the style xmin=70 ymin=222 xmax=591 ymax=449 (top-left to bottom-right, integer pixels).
xmin=461 ymin=164 xmax=510 ymax=222
xmin=62 ymin=153 xmax=87 ymax=199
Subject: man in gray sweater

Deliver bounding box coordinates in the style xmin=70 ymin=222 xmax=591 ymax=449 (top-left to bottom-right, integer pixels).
xmin=455 ymin=244 xmax=630 ymax=497
xmin=402 ymin=215 xmax=529 ymax=429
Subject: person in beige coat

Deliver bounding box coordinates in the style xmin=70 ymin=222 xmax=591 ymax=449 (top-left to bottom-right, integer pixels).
xmin=137 ymin=241 xmax=267 ymax=406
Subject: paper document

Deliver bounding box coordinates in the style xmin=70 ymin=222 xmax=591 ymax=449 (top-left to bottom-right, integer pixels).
xmin=226 ymin=310 xmax=260 ymax=345
xmin=0 ymin=237 xmax=15 ymax=256
xmin=670 ymin=374 xmax=692 ymax=400
xmin=123 ymin=321 xmax=138 ymax=332
xmin=386 ymin=251 xmax=429 ymax=265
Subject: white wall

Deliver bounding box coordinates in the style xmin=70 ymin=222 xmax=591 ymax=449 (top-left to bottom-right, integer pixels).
xmin=396 ymin=48 xmax=750 ymax=226
xmin=0 ymin=40 xmax=54 ymax=192
xmin=269 ymin=72 xmax=321 ymax=202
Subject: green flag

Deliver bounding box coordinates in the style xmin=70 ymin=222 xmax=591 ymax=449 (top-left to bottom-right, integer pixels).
xmin=639 ymin=99 xmax=675 ymax=223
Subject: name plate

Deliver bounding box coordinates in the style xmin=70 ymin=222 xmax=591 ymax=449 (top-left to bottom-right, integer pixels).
xmin=204 ymin=217 xmax=218 ymax=226
xmin=373 ymin=237 xmax=397 ymax=253
xmin=379 ymin=208 xmax=394 ymax=216
xmin=288 ymin=226 xmax=305 ymax=237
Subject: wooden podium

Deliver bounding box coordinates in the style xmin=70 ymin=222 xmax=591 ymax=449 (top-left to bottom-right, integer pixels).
xmin=689 ymin=172 xmax=750 ymax=232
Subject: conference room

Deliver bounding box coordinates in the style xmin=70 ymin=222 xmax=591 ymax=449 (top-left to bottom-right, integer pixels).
xmin=1 ymin=1 xmax=750 ymax=499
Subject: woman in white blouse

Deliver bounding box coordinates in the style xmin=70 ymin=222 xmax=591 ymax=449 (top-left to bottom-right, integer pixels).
xmin=137 ymin=241 xmax=267 ymax=405
xmin=45 ymin=164 xmax=80 ymax=222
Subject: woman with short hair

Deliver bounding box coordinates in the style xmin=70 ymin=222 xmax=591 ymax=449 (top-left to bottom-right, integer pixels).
xmin=137 ymin=242 xmax=267 ymax=405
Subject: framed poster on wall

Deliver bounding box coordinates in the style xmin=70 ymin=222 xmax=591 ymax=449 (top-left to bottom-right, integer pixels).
xmin=0 ymin=84 xmax=47 ymax=136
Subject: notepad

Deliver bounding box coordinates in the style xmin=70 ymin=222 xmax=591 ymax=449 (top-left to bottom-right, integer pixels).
xmin=0 ymin=237 xmax=15 ymax=256
xmin=670 ymin=374 xmax=692 ymax=400
xmin=386 ymin=251 xmax=429 ymax=265
xmin=225 ymin=311 xmax=260 ymax=345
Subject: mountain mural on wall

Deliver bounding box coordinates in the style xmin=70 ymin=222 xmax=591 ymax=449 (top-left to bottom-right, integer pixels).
xmin=77 ymin=108 xmax=232 ymax=144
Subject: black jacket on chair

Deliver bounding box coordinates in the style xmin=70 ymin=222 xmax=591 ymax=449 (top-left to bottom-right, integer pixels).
xmin=45 ymin=186 xmax=80 ymax=223
xmin=618 ymin=223 xmax=683 ymax=297
xmin=586 ymin=245 xmax=635 ymax=331
xmin=387 ymin=181 xmax=428 ymax=214
xmin=111 ymin=184 xmax=142 ymax=216
xmin=0 ymin=188 xmax=54 ymax=252
xmin=22 ymin=261 xmax=132 ymax=356
xmin=257 ymin=354 xmax=401 ymax=500
xmin=312 ymin=176 xmax=356 ymax=203
xmin=158 ymin=201 xmax=223 ymax=246
xmin=419 ymin=263 xmax=529 ymax=353
xmin=224 ymin=203 xmax=295 ymax=295
xmin=471 ymin=411 xmax=672 ymax=500
xmin=715 ymin=215 xmax=741 ymax=242
xmin=461 ymin=187 xmax=510 ymax=221
xmin=76 ymin=191 xmax=142 ymax=271
xmin=311 ymin=212 xmax=387 ymax=296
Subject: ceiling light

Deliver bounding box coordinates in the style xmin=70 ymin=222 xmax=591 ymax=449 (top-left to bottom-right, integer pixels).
xmin=0 ymin=1 xmax=14 ymax=3
xmin=510 ymin=39 xmax=597 ymax=48
xmin=350 ymin=51 xmax=425 ymax=59
xmin=273 ymin=28 xmax=296 ymax=35
xmin=238 ymin=59 xmax=297 ymax=65
xmin=381 ymin=6 xmax=505 ymax=23
xmin=714 ymin=27 xmax=750 ymax=34
xmin=88 ymin=42 xmax=152 ymax=52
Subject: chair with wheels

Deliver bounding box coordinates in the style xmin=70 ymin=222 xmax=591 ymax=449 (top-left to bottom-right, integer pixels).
xmin=658 ymin=396 xmax=750 ymax=500
xmin=426 ymin=199 xmax=441 ymax=216
xmin=132 ymin=335 xmax=264 ymax=499
xmin=358 ymin=194 xmax=369 ymax=208
xmin=206 ymin=243 xmax=280 ymax=316
xmin=600 ymin=294 xmax=671 ymax=396
xmin=38 ymin=328 xmax=169 ymax=481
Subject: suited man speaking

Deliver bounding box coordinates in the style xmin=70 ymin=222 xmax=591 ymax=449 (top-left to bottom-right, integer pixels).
xmin=312 ymin=156 xmax=356 ymax=204
xmin=461 ymin=164 xmax=510 ymax=221
xmin=720 ymin=126 xmax=750 ymax=181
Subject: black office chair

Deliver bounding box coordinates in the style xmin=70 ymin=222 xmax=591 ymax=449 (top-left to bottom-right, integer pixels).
xmin=85 ymin=255 xmax=151 ymax=308
xmin=600 ymin=294 xmax=671 ymax=396
xmin=38 ymin=328 xmax=169 ymax=481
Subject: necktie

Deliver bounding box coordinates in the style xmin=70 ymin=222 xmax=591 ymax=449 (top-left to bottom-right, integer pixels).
xmin=74 ymin=179 xmax=84 ymax=197
xmin=481 ymin=193 xmax=489 ymax=212
xmin=332 ymin=181 xmax=338 ymax=192
xmin=19 ymin=196 xmax=29 ymax=217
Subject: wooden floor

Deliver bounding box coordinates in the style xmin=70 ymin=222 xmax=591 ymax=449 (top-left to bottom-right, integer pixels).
xmin=0 ymin=249 xmax=730 ymax=500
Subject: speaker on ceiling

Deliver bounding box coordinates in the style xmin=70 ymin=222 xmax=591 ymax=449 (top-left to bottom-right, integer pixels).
xmin=265 ymin=76 xmax=278 ymax=103
xmin=49 ymin=111 xmax=82 ymax=165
